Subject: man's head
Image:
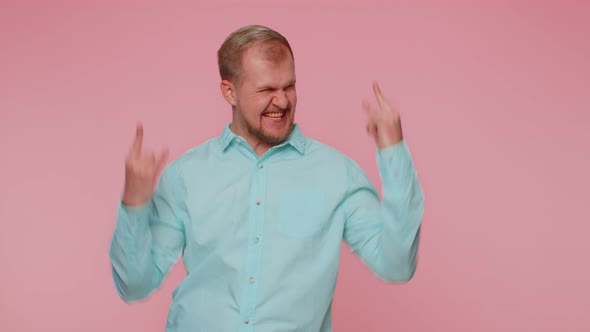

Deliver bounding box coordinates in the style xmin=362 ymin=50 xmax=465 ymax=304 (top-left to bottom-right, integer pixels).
xmin=218 ymin=25 xmax=297 ymax=150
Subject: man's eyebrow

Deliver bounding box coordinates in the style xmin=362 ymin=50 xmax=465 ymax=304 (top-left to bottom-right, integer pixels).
xmin=257 ymin=80 xmax=296 ymax=90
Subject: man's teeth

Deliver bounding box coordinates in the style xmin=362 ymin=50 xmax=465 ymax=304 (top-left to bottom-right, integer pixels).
xmin=263 ymin=112 xmax=284 ymax=118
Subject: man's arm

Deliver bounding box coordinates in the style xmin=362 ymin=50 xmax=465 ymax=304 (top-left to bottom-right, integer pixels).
xmin=342 ymin=82 xmax=424 ymax=282
xmin=343 ymin=141 xmax=424 ymax=282
xmin=109 ymin=124 xmax=185 ymax=302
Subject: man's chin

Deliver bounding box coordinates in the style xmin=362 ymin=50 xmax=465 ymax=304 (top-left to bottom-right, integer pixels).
xmin=256 ymin=124 xmax=294 ymax=145
xmin=258 ymin=133 xmax=288 ymax=145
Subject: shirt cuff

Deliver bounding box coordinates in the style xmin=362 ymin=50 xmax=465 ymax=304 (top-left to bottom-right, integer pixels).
xmin=376 ymin=140 xmax=414 ymax=183
xmin=116 ymin=200 xmax=152 ymax=235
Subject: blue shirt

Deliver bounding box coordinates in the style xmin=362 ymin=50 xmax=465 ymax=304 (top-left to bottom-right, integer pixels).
xmin=109 ymin=123 xmax=424 ymax=332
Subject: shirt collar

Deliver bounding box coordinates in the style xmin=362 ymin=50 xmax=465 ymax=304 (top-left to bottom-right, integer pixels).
xmin=219 ymin=123 xmax=305 ymax=155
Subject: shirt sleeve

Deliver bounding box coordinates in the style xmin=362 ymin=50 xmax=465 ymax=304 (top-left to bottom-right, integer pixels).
xmin=343 ymin=141 xmax=425 ymax=282
xmin=109 ymin=162 xmax=186 ymax=302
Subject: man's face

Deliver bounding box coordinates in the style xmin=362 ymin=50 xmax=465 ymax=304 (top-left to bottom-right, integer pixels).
xmin=228 ymin=42 xmax=297 ymax=146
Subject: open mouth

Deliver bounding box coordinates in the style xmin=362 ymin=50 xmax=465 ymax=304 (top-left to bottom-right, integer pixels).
xmin=262 ymin=111 xmax=285 ymax=119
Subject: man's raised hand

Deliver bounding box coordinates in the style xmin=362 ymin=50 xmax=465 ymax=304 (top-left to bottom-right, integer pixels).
xmin=122 ymin=123 xmax=169 ymax=207
xmin=363 ymin=81 xmax=403 ymax=149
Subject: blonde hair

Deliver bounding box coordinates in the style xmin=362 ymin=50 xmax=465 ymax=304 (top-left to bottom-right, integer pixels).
xmin=217 ymin=25 xmax=294 ymax=84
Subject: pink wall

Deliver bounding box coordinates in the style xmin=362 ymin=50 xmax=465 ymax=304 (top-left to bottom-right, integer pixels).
xmin=1 ymin=1 xmax=588 ymax=331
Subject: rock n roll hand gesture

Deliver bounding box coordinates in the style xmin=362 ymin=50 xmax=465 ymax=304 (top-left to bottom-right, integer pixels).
xmin=122 ymin=123 xmax=169 ymax=207
xmin=363 ymin=81 xmax=403 ymax=149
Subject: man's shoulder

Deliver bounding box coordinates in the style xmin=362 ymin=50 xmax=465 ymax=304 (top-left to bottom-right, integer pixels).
xmin=167 ymin=137 xmax=220 ymax=169
xmin=303 ymin=136 xmax=357 ymax=165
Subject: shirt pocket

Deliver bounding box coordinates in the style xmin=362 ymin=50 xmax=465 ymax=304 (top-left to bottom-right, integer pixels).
xmin=277 ymin=189 xmax=327 ymax=238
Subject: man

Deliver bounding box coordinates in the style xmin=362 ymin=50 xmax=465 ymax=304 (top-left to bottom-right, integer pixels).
xmin=110 ymin=25 xmax=424 ymax=332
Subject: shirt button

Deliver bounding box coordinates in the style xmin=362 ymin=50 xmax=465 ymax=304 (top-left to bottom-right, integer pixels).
xmin=244 ymin=318 xmax=250 ymax=324
xmin=254 ymin=237 xmax=259 ymax=243
xmin=235 ymin=138 xmax=241 ymax=143
xmin=249 ymin=277 xmax=255 ymax=283
xmin=257 ymin=162 xmax=263 ymax=169
xmin=255 ymin=200 xmax=261 ymax=205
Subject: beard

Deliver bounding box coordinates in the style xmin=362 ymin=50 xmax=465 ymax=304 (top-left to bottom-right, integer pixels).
xmin=245 ymin=114 xmax=295 ymax=144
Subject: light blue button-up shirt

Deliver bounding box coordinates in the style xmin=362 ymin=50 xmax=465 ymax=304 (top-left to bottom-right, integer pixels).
xmin=109 ymin=123 xmax=424 ymax=332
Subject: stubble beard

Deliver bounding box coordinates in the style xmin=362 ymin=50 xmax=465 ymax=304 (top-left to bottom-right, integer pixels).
xmin=246 ymin=116 xmax=295 ymax=145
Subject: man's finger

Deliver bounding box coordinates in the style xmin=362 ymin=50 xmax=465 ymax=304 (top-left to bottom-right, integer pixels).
xmin=366 ymin=121 xmax=378 ymax=141
xmin=363 ymin=100 xmax=378 ymax=138
xmin=372 ymin=81 xmax=388 ymax=112
xmin=131 ymin=122 xmax=144 ymax=158
xmin=363 ymin=100 xmax=379 ymax=121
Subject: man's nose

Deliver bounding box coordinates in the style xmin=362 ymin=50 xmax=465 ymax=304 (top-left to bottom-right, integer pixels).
xmin=272 ymin=90 xmax=289 ymax=109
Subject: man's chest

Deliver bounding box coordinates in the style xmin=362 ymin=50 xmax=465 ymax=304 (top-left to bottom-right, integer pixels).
xmin=178 ymin=157 xmax=349 ymax=255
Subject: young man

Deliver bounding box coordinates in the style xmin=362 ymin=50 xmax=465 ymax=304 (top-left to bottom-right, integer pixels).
xmin=110 ymin=24 xmax=424 ymax=332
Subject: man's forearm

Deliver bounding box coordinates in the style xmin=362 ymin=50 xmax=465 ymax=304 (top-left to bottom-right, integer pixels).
xmin=376 ymin=141 xmax=425 ymax=282
xmin=109 ymin=201 xmax=160 ymax=302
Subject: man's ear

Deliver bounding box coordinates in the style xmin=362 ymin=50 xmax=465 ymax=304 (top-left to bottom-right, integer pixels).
xmin=220 ymin=79 xmax=237 ymax=107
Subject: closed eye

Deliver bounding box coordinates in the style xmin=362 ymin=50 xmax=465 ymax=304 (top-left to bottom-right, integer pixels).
xmin=257 ymin=83 xmax=295 ymax=93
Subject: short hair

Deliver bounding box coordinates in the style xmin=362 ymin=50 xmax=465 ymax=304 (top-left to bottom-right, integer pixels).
xmin=217 ymin=25 xmax=294 ymax=84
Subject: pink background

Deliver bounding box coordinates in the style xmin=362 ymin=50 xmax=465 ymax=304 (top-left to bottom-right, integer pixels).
xmin=1 ymin=1 xmax=589 ymax=331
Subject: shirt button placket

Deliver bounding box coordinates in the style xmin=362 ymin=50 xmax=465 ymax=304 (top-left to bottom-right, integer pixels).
xmin=240 ymin=159 xmax=267 ymax=331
